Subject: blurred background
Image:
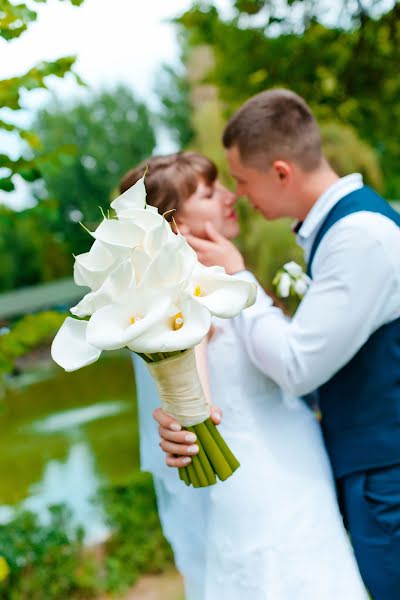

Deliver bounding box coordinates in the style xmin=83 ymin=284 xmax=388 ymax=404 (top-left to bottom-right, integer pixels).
xmin=0 ymin=0 xmax=399 ymax=598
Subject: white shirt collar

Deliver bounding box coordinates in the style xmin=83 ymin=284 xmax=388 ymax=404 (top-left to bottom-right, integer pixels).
xmin=296 ymin=173 xmax=364 ymax=256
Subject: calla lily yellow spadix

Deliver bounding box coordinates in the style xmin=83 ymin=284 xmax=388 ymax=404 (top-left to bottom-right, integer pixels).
xmin=51 ymin=176 xmax=257 ymax=488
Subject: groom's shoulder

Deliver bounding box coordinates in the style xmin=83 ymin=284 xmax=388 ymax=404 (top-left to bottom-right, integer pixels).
xmin=317 ymin=210 xmax=400 ymax=268
xmin=327 ymin=209 xmax=400 ymax=245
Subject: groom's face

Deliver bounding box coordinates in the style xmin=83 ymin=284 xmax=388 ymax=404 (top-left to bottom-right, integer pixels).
xmin=226 ymin=145 xmax=291 ymax=220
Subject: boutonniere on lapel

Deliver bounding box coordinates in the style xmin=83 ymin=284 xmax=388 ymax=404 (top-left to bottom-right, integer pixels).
xmin=273 ymin=261 xmax=311 ymax=299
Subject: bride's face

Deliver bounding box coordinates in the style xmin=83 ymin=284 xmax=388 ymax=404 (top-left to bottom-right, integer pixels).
xmin=177 ymin=178 xmax=240 ymax=240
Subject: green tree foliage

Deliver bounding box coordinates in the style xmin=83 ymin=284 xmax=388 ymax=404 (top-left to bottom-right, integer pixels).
xmin=0 ymin=0 xmax=86 ymax=291
xmin=158 ymin=64 xmax=196 ymax=148
xmin=0 ymin=0 xmax=84 ymax=41
xmin=321 ymin=121 xmax=383 ymax=191
xmin=173 ymin=1 xmax=400 ymax=196
xmin=0 ymin=0 xmax=85 ymax=192
xmin=34 ymin=86 xmax=157 ymax=255
xmin=0 ymin=206 xmax=70 ymax=292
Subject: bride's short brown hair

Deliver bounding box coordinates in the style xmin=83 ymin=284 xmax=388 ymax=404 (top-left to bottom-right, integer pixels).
xmin=119 ymin=152 xmax=218 ymax=218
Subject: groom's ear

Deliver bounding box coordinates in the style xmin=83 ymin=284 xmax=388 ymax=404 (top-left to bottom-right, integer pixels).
xmin=273 ymin=160 xmax=291 ymax=183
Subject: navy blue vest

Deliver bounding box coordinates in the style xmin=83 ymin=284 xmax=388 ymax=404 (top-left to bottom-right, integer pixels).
xmin=307 ymin=186 xmax=400 ymax=479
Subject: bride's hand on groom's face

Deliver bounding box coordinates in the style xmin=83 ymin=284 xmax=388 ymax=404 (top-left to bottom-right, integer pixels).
xmin=152 ymin=406 xmax=223 ymax=468
xmin=185 ymin=222 xmax=245 ymax=275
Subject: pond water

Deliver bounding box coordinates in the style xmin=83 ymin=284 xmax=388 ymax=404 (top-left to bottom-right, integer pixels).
xmin=0 ymin=352 xmax=140 ymax=544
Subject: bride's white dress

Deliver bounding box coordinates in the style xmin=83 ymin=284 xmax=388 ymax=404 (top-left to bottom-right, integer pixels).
xmin=133 ymin=308 xmax=368 ymax=599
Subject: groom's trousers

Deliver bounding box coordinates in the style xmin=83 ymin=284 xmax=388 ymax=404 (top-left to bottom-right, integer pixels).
xmin=338 ymin=464 xmax=400 ymax=600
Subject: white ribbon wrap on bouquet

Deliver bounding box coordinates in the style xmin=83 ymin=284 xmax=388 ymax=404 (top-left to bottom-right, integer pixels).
xmin=146 ymin=348 xmax=210 ymax=426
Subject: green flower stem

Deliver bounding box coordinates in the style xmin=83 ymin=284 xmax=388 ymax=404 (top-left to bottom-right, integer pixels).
xmin=205 ymin=418 xmax=240 ymax=472
xmin=179 ymin=466 xmax=190 ymax=486
xmin=187 ymin=426 xmax=216 ymax=486
xmin=186 ymin=461 xmax=200 ymax=487
xmin=194 ymin=422 xmax=232 ymax=481
xmin=191 ymin=453 xmax=209 ymax=487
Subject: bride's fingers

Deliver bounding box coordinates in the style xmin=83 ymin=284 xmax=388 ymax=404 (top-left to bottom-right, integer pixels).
xmin=160 ymin=439 xmax=199 ymax=456
xmin=166 ymin=454 xmax=192 ymax=468
xmin=158 ymin=425 xmax=196 ymax=444
xmin=210 ymin=405 xmax=223 ymax=424
xmin=153 ymin=407 xmax=181 ymax=432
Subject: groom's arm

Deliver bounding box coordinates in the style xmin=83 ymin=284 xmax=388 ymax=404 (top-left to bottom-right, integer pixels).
xmin=235 ymin=217 xmax=398 ymax=396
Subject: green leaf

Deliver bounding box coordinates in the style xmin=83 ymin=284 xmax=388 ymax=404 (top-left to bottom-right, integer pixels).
xmin=0 ymin=176 xmax=15 ymax=192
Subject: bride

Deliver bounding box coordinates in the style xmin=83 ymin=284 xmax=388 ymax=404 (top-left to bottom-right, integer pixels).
xmin=120 ymin=152 xmax=367 ymax=600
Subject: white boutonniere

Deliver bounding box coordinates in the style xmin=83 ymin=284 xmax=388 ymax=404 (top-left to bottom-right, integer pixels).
xmin=273 ymin=261 xmax=311 ymax=299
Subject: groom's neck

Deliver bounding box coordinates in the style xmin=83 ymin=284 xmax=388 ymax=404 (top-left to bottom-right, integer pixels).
xmin=296 ymin=160 xmax=339 ymax=222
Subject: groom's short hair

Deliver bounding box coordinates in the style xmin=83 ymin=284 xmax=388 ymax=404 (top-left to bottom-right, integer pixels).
xmin=222 ymin=89 xmax=322 ymax=171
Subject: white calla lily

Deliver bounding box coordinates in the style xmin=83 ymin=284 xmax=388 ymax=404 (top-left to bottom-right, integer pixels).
xmin=74 ymin=240 xmax=116 ymax=291
xmin=118 ymin=208 xmax=163 ymax=232
xmin=90 ymin=217 xmax=146 ymax=249
xmin=71 ymin=259 xmax=135 ymax=317
xmin=139 ymin=234 xmax=196 ymax=289
xmin=131 ymin=247 xmax=152 ymax=284
xmin=145 ymin=218 xmax=175 ymax=257
xmin=283 ymin=261 xmax=303 ymax=277
xmin=278 ymin=272 xmax=291 ymax=298
xmin=129 ymin=294 xmax=211 ymax=353
xmin=86 ymin=287 xmax=172 ymax=351
xmin=188 ymin=265 xmax=257 ymax=318
xmin=51 ymin=317 xmax=102 ymax=372
xmin=110 ymin=175 xmax=146 ymax=215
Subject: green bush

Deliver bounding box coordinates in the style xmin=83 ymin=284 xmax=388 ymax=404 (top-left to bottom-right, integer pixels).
xmin=0 ymin=505 xmax=98 ymax=600
xmin=0 ymin=475 xmax=173 ymax=598
xmin=0 ymin=311 xmax=66 ymax=390
xmin=99 ymin=472 xmax=174 ymax=594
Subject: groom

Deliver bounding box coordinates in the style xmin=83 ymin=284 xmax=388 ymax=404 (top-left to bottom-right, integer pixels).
xmin=153 ymin=89 xmax=400 ymax=599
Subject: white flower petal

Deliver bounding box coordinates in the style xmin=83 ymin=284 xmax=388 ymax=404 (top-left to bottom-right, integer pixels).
xmin=71 ymin=260 xmax=135 ymax=317
xmin=145 ymin=219 xmax=175 ymax=256
xmin=110 ymin=176 xmax=146 ymax=214
xmin=86 ymin=288 xmax=172 ymax=350
xmin=91 ymin=218 xmax=146 ymax=248
xmin=51 ymin=317 xmax=101 ymax=372
xmin=278 ymin=273 xmax=291 ymax=298
xmin=131 ymin=248 xmax=152 ymax=284
xmin=300 ymin=273 xmax=312 ymax=285
xmin=189 ymin=265 xmax=257 ymax=318
xmin=139 ymin=234 xmax=196 ymax=289
xmin=294 ymin=273 xmax=311 ymax=296
xmin=118 ymin=208 xmax=163 ymax=231
xmin=74 ymin=241 xmax=116 ymax=291
xmin=283 ymin=261 xmax=303 ymax=277
xmin=294 ymin=278 xmax=308 ymax=296
xmin=129 ymin=296 xmax=211 ymax=353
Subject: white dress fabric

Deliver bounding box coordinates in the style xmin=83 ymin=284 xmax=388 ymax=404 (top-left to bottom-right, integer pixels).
xmin=133 ymin=315 xmax=368 ymax=600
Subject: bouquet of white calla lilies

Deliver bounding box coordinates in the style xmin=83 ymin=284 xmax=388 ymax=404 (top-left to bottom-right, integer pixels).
xmin=273 ymin=261 xmax=311 ymax=299
xmin=51 ymin=176 xmax=256 ymax=488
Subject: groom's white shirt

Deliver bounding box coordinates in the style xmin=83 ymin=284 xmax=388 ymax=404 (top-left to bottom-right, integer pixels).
xmin=235 ymin=173 xmax=400 ymax=396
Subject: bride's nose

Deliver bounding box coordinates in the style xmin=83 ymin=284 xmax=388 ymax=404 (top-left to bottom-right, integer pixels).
xmin=223 ymin=189 xmax=236 ymax=207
